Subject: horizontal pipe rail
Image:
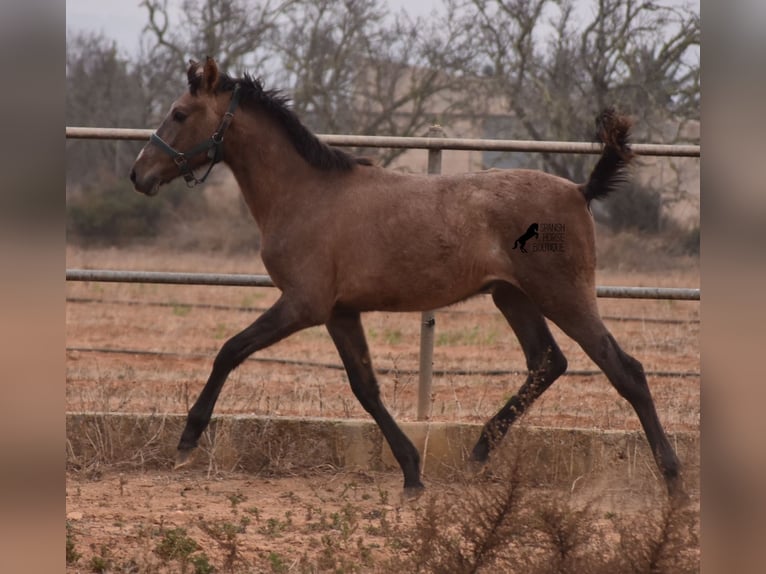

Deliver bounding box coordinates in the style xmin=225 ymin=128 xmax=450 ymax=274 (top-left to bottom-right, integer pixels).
xmin=596 ymin=286 xmax=699 ymax=300
xmin=65 ymin=269 xmax=699 ymax=300
xmin=65 ymin=297 xmax=699 ymax=324
xmin=65 ymin=345 xmax=700 ymax=379
xmin=65 ymin=126 xmax=700 ymax=157
xmin=66 ymin=269 xmax=275 ymax=287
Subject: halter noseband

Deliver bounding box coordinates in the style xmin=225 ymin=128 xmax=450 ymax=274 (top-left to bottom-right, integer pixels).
xmin=150 ymin=83 xmax=242 ymax=187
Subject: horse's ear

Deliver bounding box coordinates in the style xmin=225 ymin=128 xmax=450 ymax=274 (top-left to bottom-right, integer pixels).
xmin=202 ymin=56 xmax=219 ymax=92
xmin=187 ymin=60 xmax=202 ymax=92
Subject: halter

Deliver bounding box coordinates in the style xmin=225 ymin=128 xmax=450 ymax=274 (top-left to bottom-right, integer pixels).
xmin=150 ymin=83 xmax=241 ymax=187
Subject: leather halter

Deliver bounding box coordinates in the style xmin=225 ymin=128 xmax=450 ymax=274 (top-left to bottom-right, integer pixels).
xmin=149 ymin=83 xmax=241 ymax=187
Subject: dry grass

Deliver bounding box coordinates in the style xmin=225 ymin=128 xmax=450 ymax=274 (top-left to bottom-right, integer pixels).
xmin=384 ymin=442 xmax=699 ymax=574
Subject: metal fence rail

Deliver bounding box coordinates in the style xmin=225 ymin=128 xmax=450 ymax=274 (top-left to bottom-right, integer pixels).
xmin=65 ymin=126 xmax=701 ymax=157
xmin=65 ymin=345 xmax=701 ymax=379
xmin=65 ymin=269 xmax=700 ymax=301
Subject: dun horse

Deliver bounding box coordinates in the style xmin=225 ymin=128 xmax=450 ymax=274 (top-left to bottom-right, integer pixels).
xmin=130 ymin=57 xmax=681 ymax=497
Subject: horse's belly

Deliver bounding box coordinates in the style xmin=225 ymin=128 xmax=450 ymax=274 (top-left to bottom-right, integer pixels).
xmin=335 ymin=262 xmax=493 ymax=313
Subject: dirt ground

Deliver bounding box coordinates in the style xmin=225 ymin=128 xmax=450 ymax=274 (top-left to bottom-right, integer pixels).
xmin=65 ymin=245 xmax=700 ymax=572
xmin=66 ymin=467 xmax=417 ymax=572
xmin=66 ymin=465 xmax=700 ymax=573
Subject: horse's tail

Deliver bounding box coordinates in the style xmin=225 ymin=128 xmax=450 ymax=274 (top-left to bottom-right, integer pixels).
xmin=580 ymin=107 xmax=635 ymax=204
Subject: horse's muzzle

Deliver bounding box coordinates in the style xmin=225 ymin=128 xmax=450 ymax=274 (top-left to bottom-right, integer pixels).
xmin=129 ymin=168 xmax=161 ymax=196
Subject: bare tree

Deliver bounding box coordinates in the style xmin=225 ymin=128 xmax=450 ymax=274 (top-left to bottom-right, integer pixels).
xmin=71 ymin=0 xmax=699 ymax=179
xmin=66 ymin=32 xmax=147 ymax=186
xmin=137 ymin=0 xmax=293 ymax=121
xmin=465 ymin=0 xmax=700 ymax=181
xmin=140 ymin=0 xmax=292 ymax=70
xmin=275 ymin=0 xmax=479 ymax=164
xmin=129 ymin=0 xmax=485 ymax=166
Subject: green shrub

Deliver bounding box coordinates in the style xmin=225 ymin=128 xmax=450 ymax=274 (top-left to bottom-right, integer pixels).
xmin=155 ymin=527 xmax=199 ymax=561
xmin=66 ymin=177 xmax=203 ymax=245
xmin=680 ymin=225 xmax=700 ymax=256
xmin=66 ymin=521 xmax=80 ymax=564
xmin=602 ymin=182 xmax=662 ymax=233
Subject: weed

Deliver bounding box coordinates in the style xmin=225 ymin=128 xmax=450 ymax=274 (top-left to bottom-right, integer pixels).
xmin=436 ymin=325 xmax=498 ymax=347
xmin=201 ymin=517 xmax=249 ymax=570
xmin=383 ymin=450 xmax=699 ymax=573
xmin=214 ymin=323 xmax=230 ymax=339
xmin=154 ymin=527 xmax=214 ymax=574
xmin=88 ymin=544 xmax=112 ymax=573
xmin=526 ymin=493 xmax=600 ymax=574
xmin=190 ymin=553 xmax=215 ymax=574
xmin=337 ymin=503 xmax=359 ymax=540
xmin=267 ymin=551 xmax=289 ymax=573
xmin=316 ymin=535 xmax=346 ymax=572
xmin=155 ymin=526 xmax=199 ymax=562
xmin=280 ymin=490 xmax=300 ymax=504
xmin=260 ymin=516 xmax=288 ymax=538
xmin=383 ymin=328 xmax=403 ymax=345
xmin=608 ymin=497 xmax=699 ymax=573
xmin=66 ymin=520 xmax=80 ymax=565
xmin=240 ymin=292 xmax=265 ymax=307
xmin=171 ymin=302 xmax=192 ymax=317
xmin=227 ymin=491 xmax=248 ymax=510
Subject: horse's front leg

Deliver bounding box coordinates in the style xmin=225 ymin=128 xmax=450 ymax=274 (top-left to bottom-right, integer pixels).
xmin=176 ymin=295 xmax=317 ymax=466
xmin=326 ymin=309 xmax=424 ymax=495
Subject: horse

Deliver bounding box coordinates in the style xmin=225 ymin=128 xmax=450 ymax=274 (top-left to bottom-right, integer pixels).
xmin=130 ymin=57 xmax=681 ymax=498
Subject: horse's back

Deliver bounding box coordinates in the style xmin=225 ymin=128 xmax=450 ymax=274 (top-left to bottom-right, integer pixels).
xmin=323 ymin=166 xmax=596 ymax=313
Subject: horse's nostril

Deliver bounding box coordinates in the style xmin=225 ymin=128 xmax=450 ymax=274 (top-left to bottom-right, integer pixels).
xmin=129 ymin=168 xmax=137 ymax=184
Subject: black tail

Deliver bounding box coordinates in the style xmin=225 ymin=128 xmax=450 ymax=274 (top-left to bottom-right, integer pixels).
xmin=580 ymin=107 xmax=634 ymax=204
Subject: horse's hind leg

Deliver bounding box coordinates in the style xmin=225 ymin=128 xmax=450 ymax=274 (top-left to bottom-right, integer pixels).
xmin=472 ymin=282 xmax=568 ymax=462
xmin=326 ymin=309 xmax=423 ymax=494
xmin=551 ymin=305 xmax=682 ymax=496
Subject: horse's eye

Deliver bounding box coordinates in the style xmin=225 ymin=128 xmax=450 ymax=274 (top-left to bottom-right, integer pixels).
xmin=172 ymin=110 xmax=188 ymax=123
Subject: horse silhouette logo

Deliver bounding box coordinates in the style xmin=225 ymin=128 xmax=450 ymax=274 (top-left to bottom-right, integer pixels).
xmin=512 ymin=223 xmax=539 ymax=253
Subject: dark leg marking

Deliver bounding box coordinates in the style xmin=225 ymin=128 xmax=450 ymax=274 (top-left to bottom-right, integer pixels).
xmin=472 ymin=283 xmax=568 ymax=462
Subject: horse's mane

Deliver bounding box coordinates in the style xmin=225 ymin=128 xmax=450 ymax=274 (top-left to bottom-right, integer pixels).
xmin=195 ymin=73 xmax=371 ymax=171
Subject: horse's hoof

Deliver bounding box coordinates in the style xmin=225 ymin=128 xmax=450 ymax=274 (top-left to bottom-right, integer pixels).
xmin=467 ymin=457 xmax=488 ymax=477
xmin=402 ymin=483 xmax=425 ymax=501
xmin=471 ymin=440 xmax=490 ymax=463
xmin=666 ymin=476 xmax=689 ymax=505
xmin=174 ymin=448 xmax=196 ymax=469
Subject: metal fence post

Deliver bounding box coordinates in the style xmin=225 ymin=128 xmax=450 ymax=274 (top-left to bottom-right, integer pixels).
xmin=417 ymin=124 xmax=445 ymax=421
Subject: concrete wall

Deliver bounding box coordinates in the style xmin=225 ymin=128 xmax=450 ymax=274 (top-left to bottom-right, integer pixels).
xmin=67 ymin=412 xmax=699 ymax=494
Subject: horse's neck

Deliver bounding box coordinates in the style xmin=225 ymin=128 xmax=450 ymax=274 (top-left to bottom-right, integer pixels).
xmin=224 ymin=113 xmax=312 ymax=229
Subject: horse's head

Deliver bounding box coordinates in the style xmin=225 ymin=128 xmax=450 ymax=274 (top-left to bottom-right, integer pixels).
xmin=130 ymin=57 xmax=235 ymax=195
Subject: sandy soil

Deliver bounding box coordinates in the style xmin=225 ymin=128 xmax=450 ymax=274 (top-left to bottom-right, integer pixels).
xmin=66 ymin=466 xmax=700 ymax=573
xmin=66 ymin=468 xmax=416 ymax=572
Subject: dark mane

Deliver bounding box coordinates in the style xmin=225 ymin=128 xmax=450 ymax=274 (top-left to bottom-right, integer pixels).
xmin=194 ymin=73 xmax=371 ymax=171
